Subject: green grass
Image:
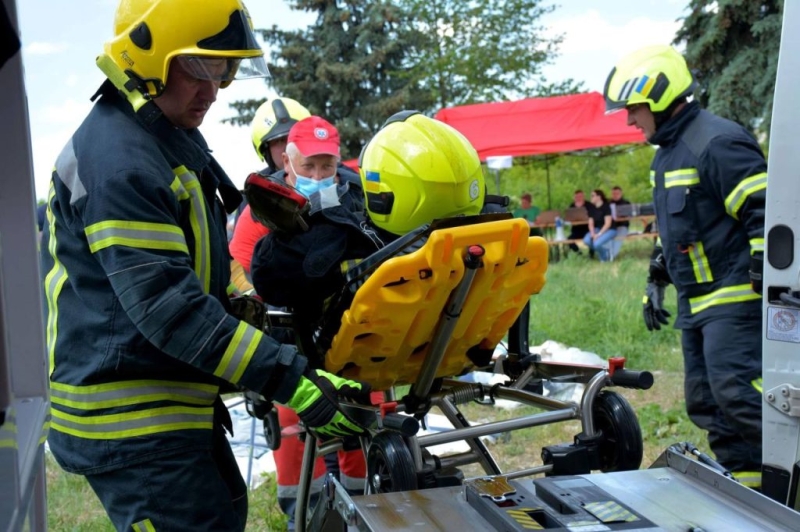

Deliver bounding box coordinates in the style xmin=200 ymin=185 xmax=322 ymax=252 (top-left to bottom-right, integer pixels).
xmin=45 ymin=238 xmax=707 ymax=530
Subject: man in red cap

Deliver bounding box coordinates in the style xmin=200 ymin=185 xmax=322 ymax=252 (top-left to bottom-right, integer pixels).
xmin=249 ymin=116 xmax=382 ymax=529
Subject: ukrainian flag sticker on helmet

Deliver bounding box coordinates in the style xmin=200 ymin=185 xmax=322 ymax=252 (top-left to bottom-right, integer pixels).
xmin=365 ymin=171 xmax=381 ymax=193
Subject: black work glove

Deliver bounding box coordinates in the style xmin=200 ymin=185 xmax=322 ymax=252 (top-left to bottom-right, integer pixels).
xmin=282 ymin=368 xmax=372 ymax=439
xmin=230 ymin=294 xmax=267 ymax=330
xmin=648 ymin=246 xmax=671 ymax=285
xmin=643 ymin=280 xmax=671 ymax=331
xmin=749 ymin=252 xmax=764 ymax=295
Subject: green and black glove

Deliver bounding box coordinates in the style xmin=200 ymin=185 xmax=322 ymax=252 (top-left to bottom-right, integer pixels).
xmin=643 ymin=247 xmax=672 ymax=331
xmin=283 ymin=368 xmax=371 ymax=439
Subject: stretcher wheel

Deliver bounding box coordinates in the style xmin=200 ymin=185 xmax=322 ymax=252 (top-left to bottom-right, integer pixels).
xmin=263 ymin=408 xmax=281 ymax=451
xmin=594 ymin=390 xmax=643 ymax=472
xmin=367 ymin=432 xmax=418 ymax=493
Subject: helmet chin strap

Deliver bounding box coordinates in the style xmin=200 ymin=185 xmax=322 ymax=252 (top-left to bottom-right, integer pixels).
xmin=94 ymin=53 xmax=162 ymax=124
xmin=652 ymin=97 xmax=687 ymax=132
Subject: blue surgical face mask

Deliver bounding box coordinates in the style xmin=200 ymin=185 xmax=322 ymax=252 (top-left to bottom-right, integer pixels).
xmin=290 ymin=160 xmax=336 ymax=198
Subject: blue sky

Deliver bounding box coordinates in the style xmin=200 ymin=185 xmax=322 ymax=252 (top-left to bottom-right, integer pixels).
xmin=17 ymin=0 xmax=686 ymax=200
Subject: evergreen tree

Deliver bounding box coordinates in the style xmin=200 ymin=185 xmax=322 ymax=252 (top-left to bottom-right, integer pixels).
xmin=228 ymin=0 xmax=432 ymax=159
xmin=397 ymin=0 xmax=581 ymax=109
xmin=673 ymin=0 xmax=782 ymax=137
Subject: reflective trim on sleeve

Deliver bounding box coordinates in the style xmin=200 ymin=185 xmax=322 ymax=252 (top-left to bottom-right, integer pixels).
xmin=132 ymin=519 xmax=157 ymax=532
xmin=227 ymin=283 xmax=239 ymax=296
xmin=214 ymin=322 xmax=263 ymax=384
xmin=85 ymin=220 xmax=190 ymax=254
xmin=39 ymin=413 xmax=51 ymax=446
xmin=724 ymin=172 xmax=767 ymax=220
xmin=54 ymin=137 xmax=88 ymax=202
xmin=752 ymin=377 xmax=763 ymax=394
xmin=649 ymin=170 xmax=655 ymax=188
xmin=0 ymin=409 xmax=17 ymax=449
xmin=689 ymin=284 xmax=761 ymax=314
xmin=50 ymin=379 xmax=219 ymax=410
xmin=732 ymin=470 xmax=762 ymax=489
xmin=50 ymin=405 xmax=214 ymax=439
xmin=664 ymin=168 xmax=699 ymax=188
xmin=688 ymin=242 xmax=713 ymax=283
xmin=44 ymin=182 xmax=70 ymax=377
xmin=172 ymin=166 xmax=211 ymax=293
xmin=750 ymin=238 xmax=764 ymax=255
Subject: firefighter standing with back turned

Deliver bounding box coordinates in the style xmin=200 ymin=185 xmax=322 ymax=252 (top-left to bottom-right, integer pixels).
xmin=604 ymin=45 xmax=766 ymax=489
xmin=40 ymin=1 xmax=371 ymax=530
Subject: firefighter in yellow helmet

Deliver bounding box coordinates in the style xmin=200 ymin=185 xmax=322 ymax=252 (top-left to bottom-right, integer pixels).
xmin=41 ymin=1 xmax=370 ymax=529
xmin=251 ymin=97 xmax=312 ymax=172
xmin=605 ymin=45 xmax=766 ymax=488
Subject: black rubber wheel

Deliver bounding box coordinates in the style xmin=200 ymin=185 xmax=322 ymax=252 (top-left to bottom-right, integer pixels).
xmin=366 ymin=432 xmax=418 ymax=493
xmin=263 ymin=408 xmax=281 ymax=451
xmin=593 ymin=390 xmax=643 ymax=472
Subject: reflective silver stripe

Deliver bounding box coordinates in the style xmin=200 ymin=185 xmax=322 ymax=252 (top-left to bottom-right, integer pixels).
xmin=664 ymin=168 xmax=699 ymax=188
xmin=50 ymin=380 xmax=218 ymax=410
xmin=689 ymin=284 xmax=761 ymax=314
xmin=340 ymin=472 xmax=367 ymax=492
xmin=725 ymin=172 xmax=767 ymax=219
xmin=649 ymin=170 xmax=655 ymax=187
xmin=618 ymin=77 xmax=637 ymax=101
xmin=44 ymin=182 xmax=69 ymax=377
xmin=50 ymin=405 xmax=214 ymax=439
xmin=55 ymin=137 xmax=87 ymax=203
xmin=173 ymin=166 xmax=211 ymax=293
xmin=277 ymin=475 xmax=326 ymax=497
xmin=85 ymin=220 xmax=189 ymax=254
xmin=214 ymin=322 xmax=262 ymax=383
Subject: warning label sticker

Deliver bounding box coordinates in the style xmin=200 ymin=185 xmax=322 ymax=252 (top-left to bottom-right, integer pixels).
xmin=767 ymin=306 xmax=800 ymax=343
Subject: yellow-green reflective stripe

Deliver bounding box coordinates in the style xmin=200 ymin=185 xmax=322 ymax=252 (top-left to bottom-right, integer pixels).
xmin=752 ymin=377 xmax=763 ymax=394
xmin=39 ymin=416 xmax=50 ymax=446
xmin=214 ymin=322 xmax=262 ymax=384
xmin=85 ymin=220 xmax=189 ymax=254
xmin=725 ymin=172 xmax=767 ymax=220
xmin=226 ymin=283 xmax=238 ymax=296
xmin=173 ymin=166 xmax=211 ymax=293
xmin=170 ymin=176 xmax=190 ymax=200
xmin=689 ymin=284 xmax=761 ymax=314
xmin=50 ymin=380 xmax=218 ymax=410
xmin=750 ymin=238 xmax=764 ymax=254
xmin=732 ymin=470 xmax=761 ymax=488
xmin=649 ymin=170 xmax=655 ymax=187
xmin=132 ymin=519 xmax=157 ymax=532
xmin=44 ymin=183 xmax=69 ymax=377
xmin=96 ymin=54 xmax=149 ymax=112
xmin=50 ymin=405 xmax=213 ymax=439
xmin=689 ymin=242 xmax=713 ymax=283
xmin=0 ymin=411 xmax=17 ymax=449
xmin=664 ymin=168 xmax=699 ymax=188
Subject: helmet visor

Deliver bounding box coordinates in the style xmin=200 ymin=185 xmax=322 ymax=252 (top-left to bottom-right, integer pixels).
xmin=175 ymin=55 xmax=269 ymax=83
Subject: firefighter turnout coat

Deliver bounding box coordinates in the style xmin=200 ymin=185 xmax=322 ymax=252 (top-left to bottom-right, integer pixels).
xmin=41 ymin=89 xmax=306 ymax=474
xmin=649 ymin=102 xmax=766 ymax=328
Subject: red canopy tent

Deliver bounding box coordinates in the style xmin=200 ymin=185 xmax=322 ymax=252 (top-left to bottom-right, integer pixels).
xmin=433 ymin=91 xmax=645 ymax=160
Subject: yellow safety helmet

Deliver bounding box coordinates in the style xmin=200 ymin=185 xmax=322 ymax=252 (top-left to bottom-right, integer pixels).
xmin=603 ymin=45 xmax=696 ymax=114
xmin=101 ymin=0 xmax=268 ymax=98
xmin=251 ymin=97 xmax=311 ymax=163
xmin=358 ymin=112 xmax=485 ymax=236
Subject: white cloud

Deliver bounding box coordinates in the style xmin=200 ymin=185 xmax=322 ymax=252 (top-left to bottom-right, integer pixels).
xmin=35 ymin=98 xmax=94 ymax=126
xmin=24 ymin=41 xmax=69 ymax=56
xmin=543 ymin=9 xmax=682 ymax=91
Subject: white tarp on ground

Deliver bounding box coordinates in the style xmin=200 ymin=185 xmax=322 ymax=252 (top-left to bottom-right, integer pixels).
xmin=225 ymin=340 xmax=607 ymax=490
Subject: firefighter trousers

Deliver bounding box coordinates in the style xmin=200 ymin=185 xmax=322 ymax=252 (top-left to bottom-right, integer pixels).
xmin=681 ymin=310 xmax=763 ymax=473
xmin=85 ymin=421 xmax=248 ymax=532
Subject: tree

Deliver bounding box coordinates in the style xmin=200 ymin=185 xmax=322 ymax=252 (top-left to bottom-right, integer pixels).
xmin=228 ymin=0 xmax=581 ymax=158
xmin=397 ymin=0 xmax=581 ymax=110
xmin=228 ymin=0 xmax=434 ymax=159
xmin=673 ymin=0 xmax=782 ymax=138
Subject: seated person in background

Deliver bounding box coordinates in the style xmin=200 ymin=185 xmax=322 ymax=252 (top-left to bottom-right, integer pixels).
xmin=609 ymin=185 xmax=631 ymax=257
xmin=513 ymin=192 xmax=542 ymax=236
xmin=583 ymin=189 xmax=617 ymax=262
xmin=566 ymin=189 xmax=593 ymax=256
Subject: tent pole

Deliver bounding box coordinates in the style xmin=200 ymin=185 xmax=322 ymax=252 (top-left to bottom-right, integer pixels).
xmin=546 ymin=156 xmax=552 ymax=210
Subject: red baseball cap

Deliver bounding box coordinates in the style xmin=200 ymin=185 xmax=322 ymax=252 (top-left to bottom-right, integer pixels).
xmin=288 ymin=116 xmax=341 ymax=158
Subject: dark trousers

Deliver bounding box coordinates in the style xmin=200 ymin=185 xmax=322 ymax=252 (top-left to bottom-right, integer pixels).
xmin=681 ymin=312 xmax=763 ymax=472
xmin=86 ymin=423 xmax=248 ymax=532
